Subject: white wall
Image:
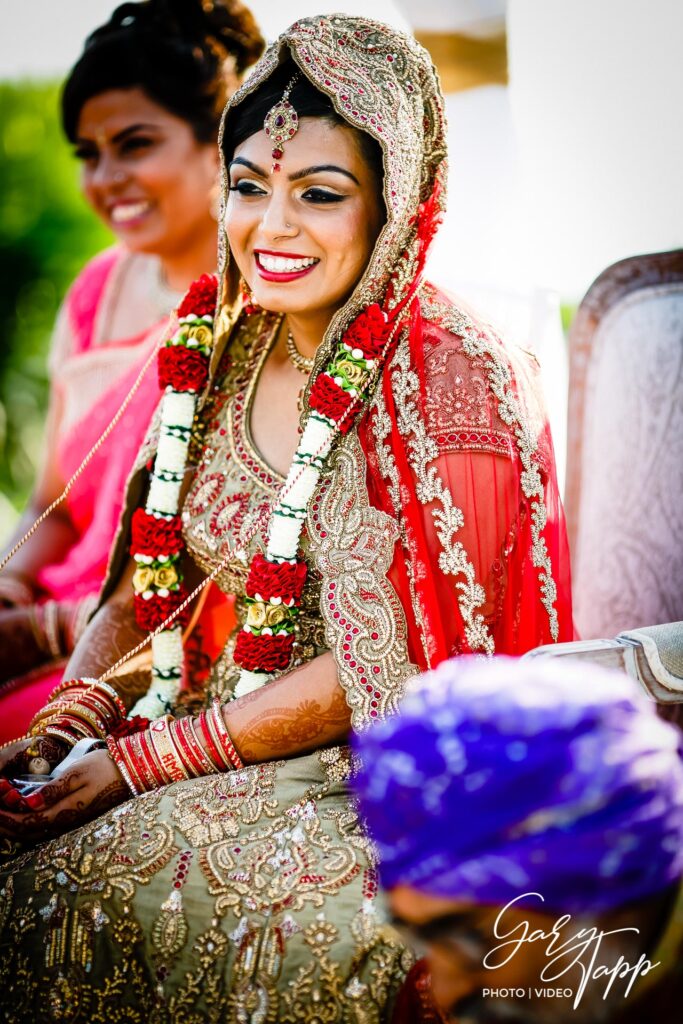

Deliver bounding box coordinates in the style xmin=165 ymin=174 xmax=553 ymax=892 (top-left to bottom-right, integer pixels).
xmin=508 ymin=0 xmax=683 ymax=299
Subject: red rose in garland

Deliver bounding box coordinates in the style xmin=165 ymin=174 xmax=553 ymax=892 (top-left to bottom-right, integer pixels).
xmin=108 ymin=716 xmax=151 ymax=740
xmin=246 ymin=553 xmax=308 ymax=603
xmin=131 ymin=509 xmax=183 ymax=557
xmin=234 ymin=631 xmax=294 ymax=672
xmin=343 ymin=303 xmax=389 ymax=360
xmin=309 ymin=374 xmax=355 ymax=432
xmin=176 ymin=273 xmax=218 ymax=318
xmin=134 ymin=588 xmax=190 ymax=632
xmin=158 ymin=346 xmax=209 ymax=392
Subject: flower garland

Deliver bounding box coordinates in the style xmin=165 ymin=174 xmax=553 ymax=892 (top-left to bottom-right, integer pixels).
xmin=129 ymin=274 xmax=216 ymax=718
xmin=125 ymin=230 xmax=433 ymax=714
xmin=232 ymin=301 xmax=392 ymax=696
xmin=127 ymin=277 xmax=394 ymax=713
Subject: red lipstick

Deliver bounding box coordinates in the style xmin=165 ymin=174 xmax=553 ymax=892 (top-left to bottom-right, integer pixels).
xmin=254 ymin=250 xmax=319 ymax=283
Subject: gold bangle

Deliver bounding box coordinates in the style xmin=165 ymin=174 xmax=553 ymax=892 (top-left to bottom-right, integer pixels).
xmin=43 ymin=725 xmax=77 ymax=748
xmin=26 ymin=605 xmax=50 ymax=655
xmin=42 ymin=601 xmax=63 ymax=659
xmin=148 ymin=717 xmax=188 ymax=784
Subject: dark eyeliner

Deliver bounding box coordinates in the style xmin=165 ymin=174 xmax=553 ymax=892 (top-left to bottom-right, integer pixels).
xmin=302 ymin=187 xmax=345 ymax=204
xmin=229 ymin=181 xmax=266 ymax=194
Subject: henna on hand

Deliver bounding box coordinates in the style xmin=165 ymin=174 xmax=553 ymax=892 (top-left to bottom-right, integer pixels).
xmin=236 ymin=692 xmax=349 ymax=760
xmin=64 ymin=600 xmax=150 ymax=712
xmin=227 ymin=658 xmax=351 ymax=763
xmin=0 ymin=749 xmax=129 ymax=840
xmin=83 ymin=778 xmax=130 ymax=817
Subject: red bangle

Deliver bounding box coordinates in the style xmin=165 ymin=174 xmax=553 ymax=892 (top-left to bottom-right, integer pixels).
xmin=137 ymin=729 xmax=166 ymax=789
xmin=197 ymin=707 xmax=228 ymax=770
xmin=169 ymin=717 xmax=202 ymax=778
xmin=173 ymin=717 xmax=215 ymax=776
xmin=210 ymin=698 xmax=244 ymax=771
xmin=106 ymin=735 xmax=140 ymax=796
xmin=148 ymin=718 xmax=188 ymax=784
xmin=121 ymin=732 xmax=157 ymax=793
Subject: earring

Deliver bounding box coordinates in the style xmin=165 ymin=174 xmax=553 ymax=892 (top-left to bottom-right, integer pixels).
xmin=240 ymin=278 xmax=259 ymax=315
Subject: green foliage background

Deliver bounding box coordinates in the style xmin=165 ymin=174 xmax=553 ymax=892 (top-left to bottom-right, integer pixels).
xmin=0 ymin=81 xmax=112 ymax=538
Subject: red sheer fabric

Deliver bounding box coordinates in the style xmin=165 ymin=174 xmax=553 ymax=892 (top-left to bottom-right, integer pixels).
xmin=361 ymin=288 xmax=572 ymax=669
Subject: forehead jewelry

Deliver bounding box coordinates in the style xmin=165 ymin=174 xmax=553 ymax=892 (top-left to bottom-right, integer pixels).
xmin=263 ymin=73 xmax=300 ymax=173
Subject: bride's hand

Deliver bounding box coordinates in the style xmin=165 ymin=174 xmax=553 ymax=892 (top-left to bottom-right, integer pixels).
xmin=0 ymin=735 xmax=70 ymax=817
xmin=0 ymin=735 xmax=68 ymax=779
xmin=0 ymin=748 xmax=130 ymax=840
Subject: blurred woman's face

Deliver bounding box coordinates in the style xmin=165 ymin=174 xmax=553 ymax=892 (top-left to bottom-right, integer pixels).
xmin=75 ymin=88 xmax=219 ymax=259
xmin=226 ymin=117 xmax=383 ymax=327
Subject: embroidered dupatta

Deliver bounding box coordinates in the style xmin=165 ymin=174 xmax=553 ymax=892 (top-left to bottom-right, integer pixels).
xmin=208 ymin=16 xmax=572 ymax=727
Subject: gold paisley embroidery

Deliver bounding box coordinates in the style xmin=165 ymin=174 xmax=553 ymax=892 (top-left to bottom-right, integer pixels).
xmin=228 ymin=918 xmax=284 ymax=1023
xmin=389 ymin=331 xmax=495 ymax=657
xmin=421 ymin=286 xmax=560 ymax=640
xmin=152 ymin=889 xmax=189 ymax=973
xmin=200 ymin=795 xmax=362 ymax=919
xmin=279 ymin=913 xmax=411 ymax=1024
xmin=32 ymin=792 xmax=176 ymax=903
xmin=368 ymin=381 xmax=432 ymax=666
xmin=307 ymin=433 xmax=417 ymax=730
xmin=172 ymin=765 xmax=280 ymax=846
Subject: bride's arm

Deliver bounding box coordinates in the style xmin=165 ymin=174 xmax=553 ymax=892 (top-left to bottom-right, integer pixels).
xmin=63 ymin=559 xmax=151 ymax=710
xmin=0 ymin=651 xmax=351 ymax=840
xmin=223 ymin=651 xmax=351 ymax=762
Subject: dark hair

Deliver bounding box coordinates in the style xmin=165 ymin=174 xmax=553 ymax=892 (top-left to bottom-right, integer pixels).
xmin=62 ymin=0 xmax=265 ymax=144
xmin=224 ymin=59 xmax=385 ymax=197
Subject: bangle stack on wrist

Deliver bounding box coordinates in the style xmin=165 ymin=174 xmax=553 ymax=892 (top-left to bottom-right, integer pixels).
xmin=25 ymin=601 xmax=64 ymax=659
xmin=30 ymin=679 xmax=126 ymax=747
xmin=64 ymin=594 xmax=98 ymax=652
xmin=0 ymin=574 xmax=34 ymax=608
xmin=109 ymin=698 xmax=244 ymax=795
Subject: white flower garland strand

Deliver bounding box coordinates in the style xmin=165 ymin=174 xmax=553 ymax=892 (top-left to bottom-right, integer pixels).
xmin=130 ymin=315 xmax=211 ymax=719
xmin=232 ymin=411 xmax=345 ymax=697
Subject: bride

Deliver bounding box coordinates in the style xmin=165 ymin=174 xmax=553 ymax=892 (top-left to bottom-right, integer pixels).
xmin=0 ymin=14 xmax=572 ymax=1021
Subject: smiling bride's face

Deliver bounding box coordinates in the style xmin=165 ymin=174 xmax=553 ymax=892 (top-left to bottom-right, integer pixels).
xmin=225 ymin=116 xmax=384 ymax=324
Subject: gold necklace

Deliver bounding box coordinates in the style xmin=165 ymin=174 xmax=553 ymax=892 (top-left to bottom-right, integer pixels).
xmin=286 ymin=330 xmax=315 ymax=374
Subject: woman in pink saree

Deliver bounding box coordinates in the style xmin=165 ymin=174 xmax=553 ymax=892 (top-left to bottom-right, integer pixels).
xmin=0 ymin=0 xmax=264 ymax=740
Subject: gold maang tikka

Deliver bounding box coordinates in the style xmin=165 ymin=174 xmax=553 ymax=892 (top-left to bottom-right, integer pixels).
xmin=263 ymin=74 xmax=300 ymax=172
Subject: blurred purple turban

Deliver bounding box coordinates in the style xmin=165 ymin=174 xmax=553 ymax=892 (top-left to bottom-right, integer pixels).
xmin=351 ymin=656 xmax=683 ymax=913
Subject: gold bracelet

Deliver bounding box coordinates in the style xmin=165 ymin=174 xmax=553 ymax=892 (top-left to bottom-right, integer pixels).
xmin=26 ymin=605 xmax=50 ymax=655
xmin=42 ymin=601 xmax=63 ymax=659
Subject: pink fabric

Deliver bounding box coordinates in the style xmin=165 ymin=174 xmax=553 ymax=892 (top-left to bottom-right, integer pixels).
xmin=68 ymin=247 xmax=121 ymax=356
xmin=36 ymin=253 xmax=165 ymax=600
xmin=0 ymin=666 xmax=63 ymax=743
xmin=0 ymin=251 xmax=165 ymax=743
xmin=37 ymin=330 xmax=163 ymax=599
